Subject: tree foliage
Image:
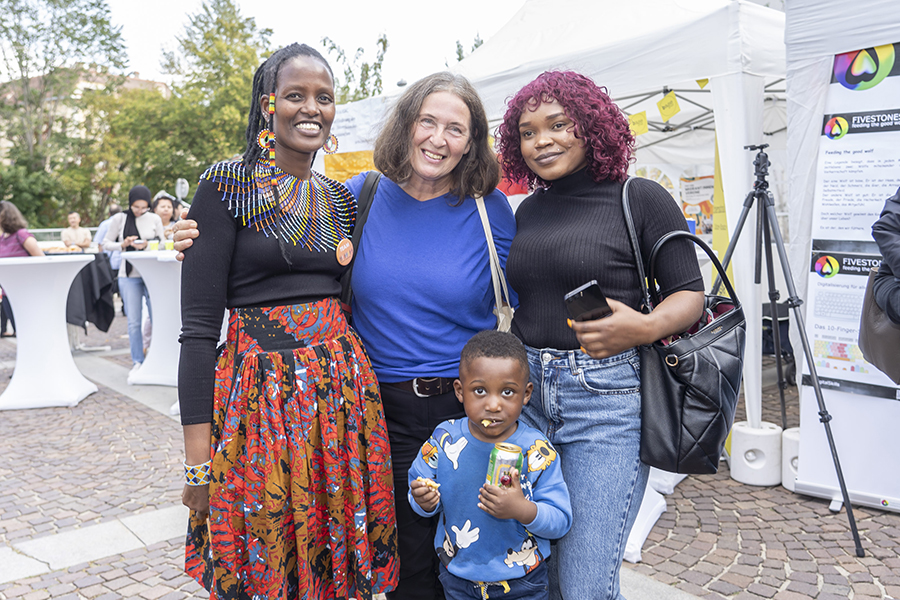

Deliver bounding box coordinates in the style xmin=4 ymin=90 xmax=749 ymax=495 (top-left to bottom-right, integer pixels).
xmin=453 ymin=34 xmax=484 ymax=63
xmin=321 ymin=34 xmax=389 ymax=104
xmin=0 ymin=0 xmax=126 ymax=226
xmin=162 ymin=0 xmax=271 ymax=168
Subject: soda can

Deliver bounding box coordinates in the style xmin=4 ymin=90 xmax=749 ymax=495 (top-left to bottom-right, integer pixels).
xmin=486 ymin=442 xmax=524 ymax=487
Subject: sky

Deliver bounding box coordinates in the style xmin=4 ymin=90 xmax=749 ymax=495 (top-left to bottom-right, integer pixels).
xmin=104 ymin=0 xmax=528 ymax=92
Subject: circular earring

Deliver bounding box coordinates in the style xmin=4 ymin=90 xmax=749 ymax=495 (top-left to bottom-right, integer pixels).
xmin=323 ymin=134 xmax=339 ymax=155
xmin=257 ymin=128 xmax=274 ymax=150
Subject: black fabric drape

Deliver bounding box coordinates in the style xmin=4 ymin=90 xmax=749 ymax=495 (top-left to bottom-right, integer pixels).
xmin=66 ymin=253 xmax=116 ymax=333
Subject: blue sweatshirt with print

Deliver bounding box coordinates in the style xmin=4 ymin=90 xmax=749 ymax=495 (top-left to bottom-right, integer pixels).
xmin=408 ymin=418 xmax=572 ymax=583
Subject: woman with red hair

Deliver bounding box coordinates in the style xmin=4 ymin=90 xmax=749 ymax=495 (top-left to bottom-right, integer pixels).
xmin=498 ymin=71 xmax=705 ymax=600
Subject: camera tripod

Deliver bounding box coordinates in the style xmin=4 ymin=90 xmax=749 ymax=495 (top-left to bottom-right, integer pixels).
xmin=712 ymin=144 xmax=864 ymax=557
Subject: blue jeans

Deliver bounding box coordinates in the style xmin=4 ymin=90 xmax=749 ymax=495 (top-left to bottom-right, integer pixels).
xmin=521 ymin=346 xmax=649 ymax=600
xmin=439 ymin=562 xmax=548 ymax=600
xmin=119 ymin=277 xmax=152 ymax=364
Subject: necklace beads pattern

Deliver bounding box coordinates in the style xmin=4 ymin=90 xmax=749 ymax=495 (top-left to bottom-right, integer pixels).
xmin=199 ymin=160 xmax=356 ymax=252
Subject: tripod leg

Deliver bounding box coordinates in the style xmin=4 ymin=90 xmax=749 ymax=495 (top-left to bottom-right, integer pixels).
xmin=763 ymin=194 xmax=865 ymax=557
xmin=761 ymin=210 xmax=788 ymax=430
xmin=712 ymin=189 xmax=757 ymax=295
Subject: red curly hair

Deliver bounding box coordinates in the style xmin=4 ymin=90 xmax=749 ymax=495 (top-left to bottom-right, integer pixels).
xmin=498 ymin=71 xmax=634 ymax=187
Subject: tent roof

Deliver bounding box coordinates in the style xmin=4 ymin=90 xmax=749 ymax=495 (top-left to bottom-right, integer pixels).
xmin=454 ymin=0 xmax=785 ymax=121
xmin=785 ymin=0 xmax=900 ymax=63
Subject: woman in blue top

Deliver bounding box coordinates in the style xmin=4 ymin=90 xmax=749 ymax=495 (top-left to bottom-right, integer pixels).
xmin=175 ymin=71 xmax=516 ymax=600
xmin=345 ymin=72 xmax=515 ymax=600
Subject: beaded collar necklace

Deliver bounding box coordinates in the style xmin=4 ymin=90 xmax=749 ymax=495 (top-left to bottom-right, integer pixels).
xmin=200 ymin=160 xmax=356 ymax=252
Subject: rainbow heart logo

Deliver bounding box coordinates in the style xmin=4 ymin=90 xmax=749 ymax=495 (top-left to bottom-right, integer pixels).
xmin=833 ymin=44 xmax=895 ymax=91
xmin=824 ymin=116 xmax=849 ymax=139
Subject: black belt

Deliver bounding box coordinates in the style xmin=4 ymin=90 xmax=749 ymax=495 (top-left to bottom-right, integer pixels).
xmin=382 ymin=377 xmax=456 ymax=398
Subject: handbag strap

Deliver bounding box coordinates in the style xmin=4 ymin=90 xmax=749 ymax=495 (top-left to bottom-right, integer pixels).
xmin=621 ymin=177 xmax=654 ymax=311
xmin=340 ymin=171 xmax=382 ymax=307
xmin=622 ymin=177 xmax=741 ymax=310
xmin=475 ymin=196 xmax=512 ymax=311
xmin=648 ymin=231 xmax=742 ymax=308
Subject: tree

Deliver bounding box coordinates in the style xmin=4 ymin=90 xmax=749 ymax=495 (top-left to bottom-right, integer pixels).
xmin=0 ymin=0 xmax=126 ymax=225
xmin=452 ymin=34 xmax=484 ymax=64
xmin=162 ymin=0 xmax=271 ymax=169
xmin=321 ymin=34 xmax=389 ymax=104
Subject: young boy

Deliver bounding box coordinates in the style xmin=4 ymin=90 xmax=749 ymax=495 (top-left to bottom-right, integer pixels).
xmin=408 ymin=330 xmax=572 ymax=599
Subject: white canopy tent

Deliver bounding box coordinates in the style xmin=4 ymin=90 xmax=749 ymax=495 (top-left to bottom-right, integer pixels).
xmin=330 ymin=0 xmax=787 ymax=430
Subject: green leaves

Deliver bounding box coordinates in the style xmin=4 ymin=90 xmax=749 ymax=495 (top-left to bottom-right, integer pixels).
xmin=0 ymin=0 xmax=126 ymax=226
xmin=321 ymin=34 xmax=389 ymax=104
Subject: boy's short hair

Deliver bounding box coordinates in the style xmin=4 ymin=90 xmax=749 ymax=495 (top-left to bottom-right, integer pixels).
xmin=459 ymin=330 xmax=529 ymax=378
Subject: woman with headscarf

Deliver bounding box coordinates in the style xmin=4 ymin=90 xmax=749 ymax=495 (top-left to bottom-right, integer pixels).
xmin=102 ymin=185 xmax=165 ymax=372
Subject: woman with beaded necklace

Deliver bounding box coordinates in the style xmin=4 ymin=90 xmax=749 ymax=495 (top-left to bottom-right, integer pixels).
xmin=177 ymin=43 xmax=398 ymax=599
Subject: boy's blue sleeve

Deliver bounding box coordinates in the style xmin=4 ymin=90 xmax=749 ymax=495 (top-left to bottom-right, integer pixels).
xmin=407 ymin=435 xmax=441 ymax=518
xmin=523 ymin=441 xmax=572 ymax=539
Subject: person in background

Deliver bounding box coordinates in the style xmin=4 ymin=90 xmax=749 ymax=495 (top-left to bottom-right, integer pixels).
xmin=872 ymin=186 xmax=900 ymax=324
xmin=0 ymin=201 xmax=45 ymax=337
xmin=408 ymin=330 xmax=571 ymax=600
xmin=61 ymin=211 xmax=92 ymax=249
xmin=152 ymin=191 xmax=180 ymax=240
xmin=497 ymin=71 xmax=704 ymax=600
xmin=103 ymin=186 xmax=165 ymax=374
xmin=177 ymin=202 xmax=191 ymax=221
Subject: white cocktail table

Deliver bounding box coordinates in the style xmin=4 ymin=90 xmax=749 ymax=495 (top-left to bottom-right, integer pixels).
xmin=123 ymin=251 xmax=182 ymax=386
xmin=0 ymin=254 xmax=98 ymax=409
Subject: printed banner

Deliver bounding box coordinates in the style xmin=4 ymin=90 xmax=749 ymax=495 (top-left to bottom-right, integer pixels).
xmin=804 ymin=42 xmax=900 ymax=394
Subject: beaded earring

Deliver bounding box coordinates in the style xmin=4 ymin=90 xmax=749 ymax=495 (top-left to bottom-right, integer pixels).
xmin=267 ymin=94 xmax=276 ymax=167
xmin=323 ymin=134 xmax=339 ymax=155
xmin=257 ymin=128 xmax=272 ymax=150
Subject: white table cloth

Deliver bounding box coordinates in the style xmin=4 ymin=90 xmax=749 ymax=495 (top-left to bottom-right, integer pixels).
xmin=123 ymin=251 xmax=182 ymax=387
xmin=0 ymin=255 xmax=98 ymax=409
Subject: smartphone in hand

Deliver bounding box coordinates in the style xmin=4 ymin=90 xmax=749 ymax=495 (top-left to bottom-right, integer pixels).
xmin=564 ymin=280 xmax=613 ymax=322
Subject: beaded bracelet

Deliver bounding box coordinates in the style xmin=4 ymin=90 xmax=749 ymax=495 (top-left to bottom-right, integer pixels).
xmin=183 ymin=460 xmax=212 ymax=486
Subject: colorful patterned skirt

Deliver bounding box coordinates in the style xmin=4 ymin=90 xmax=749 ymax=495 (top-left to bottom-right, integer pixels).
xmin=185 ymin=298 xmax=399 ymax=599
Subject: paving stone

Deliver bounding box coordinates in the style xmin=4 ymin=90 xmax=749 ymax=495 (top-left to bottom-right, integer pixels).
xmin=747 ymin=583 xmax=778 ymax=598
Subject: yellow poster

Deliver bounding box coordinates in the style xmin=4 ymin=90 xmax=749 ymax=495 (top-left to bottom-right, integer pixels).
xmin=657 ymin=91 xmax=681 ymax=122
xmin=711 ymin=135 xmax=734 ymax=284
xmin=324 ymin=151 xmax=376 ymax=182
xmin=629 ymin=112 xmax=648 ymax=136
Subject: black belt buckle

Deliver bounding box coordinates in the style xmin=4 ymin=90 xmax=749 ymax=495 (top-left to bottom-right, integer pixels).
xmin=413 ymin=377 xmax=442 ymax=398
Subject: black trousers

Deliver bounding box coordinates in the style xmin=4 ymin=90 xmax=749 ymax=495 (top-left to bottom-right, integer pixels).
xmin=1 ymin=295 xmax=14 ymax=334
xmin=381 ymin=382 xmax=465 ymax=600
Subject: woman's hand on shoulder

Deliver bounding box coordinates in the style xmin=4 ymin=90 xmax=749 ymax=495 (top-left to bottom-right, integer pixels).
xmin=569 ymin=299 xmax=650 ymax=359
xmin=173 ymin=219 xmax=199 ymax=261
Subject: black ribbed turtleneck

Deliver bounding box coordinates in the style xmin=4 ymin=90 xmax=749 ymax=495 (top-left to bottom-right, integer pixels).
xmin=507 ymin=169 xmax=703 ymax=350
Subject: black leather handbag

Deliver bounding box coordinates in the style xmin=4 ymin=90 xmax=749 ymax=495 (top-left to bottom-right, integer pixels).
xmin=858 ymin=266 xmax=900 ymax=384
xmin=622 ymin=179 xmax=747 ymax=474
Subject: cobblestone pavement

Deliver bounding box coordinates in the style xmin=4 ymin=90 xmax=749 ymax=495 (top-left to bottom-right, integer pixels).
xmin=625 ymin=356 xmax=900 ymax=600
xmin=1 ymin=331 xmax=898 ymax=599
xmin=0 ymin=540 xmax=206 ymax=600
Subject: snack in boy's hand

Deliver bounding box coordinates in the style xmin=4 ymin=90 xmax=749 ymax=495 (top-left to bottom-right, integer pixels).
xmin=416 ymin=476 xmax=441 ymax=490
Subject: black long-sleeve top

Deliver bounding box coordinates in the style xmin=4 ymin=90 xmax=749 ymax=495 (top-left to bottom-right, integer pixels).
xmin=507 ymin=169 xmax=704 ymax=350
xmin=178 ymin=173 xmax=350 ymax=425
